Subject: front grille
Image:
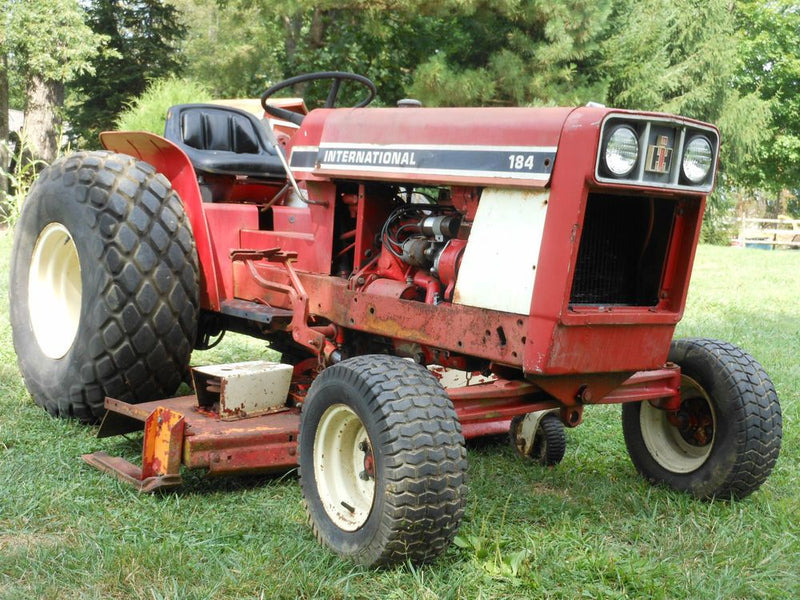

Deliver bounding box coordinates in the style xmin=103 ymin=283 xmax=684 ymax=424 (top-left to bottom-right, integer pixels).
xmin=570 ymin=193 xmax=675 ymax=306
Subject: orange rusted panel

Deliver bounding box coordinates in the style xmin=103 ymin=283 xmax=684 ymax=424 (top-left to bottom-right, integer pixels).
xmin=141 ymin=407 xmax=185 ymax=479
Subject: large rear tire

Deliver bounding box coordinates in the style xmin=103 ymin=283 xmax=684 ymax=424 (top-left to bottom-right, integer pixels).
xmin=10 ymin=151 xmax=199 ymax=422
xmin=622 ymin=338 xmax=781 ymax=499
xmin=299 ymin=355 xmax=468 ymax=566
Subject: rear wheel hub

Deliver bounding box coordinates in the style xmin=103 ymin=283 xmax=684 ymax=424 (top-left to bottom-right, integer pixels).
xmin=28 ymin=222 xmax=82 ymax=359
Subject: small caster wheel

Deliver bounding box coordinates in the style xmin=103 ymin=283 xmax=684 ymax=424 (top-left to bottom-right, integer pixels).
xmin=510 ymin=411 xmax=566 ymax=466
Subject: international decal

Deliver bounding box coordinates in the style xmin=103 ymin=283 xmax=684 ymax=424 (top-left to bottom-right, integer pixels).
xmin=321 ymin=148 xmax=417 ymax=167
xmin=645 ymin=135 xmax=672 ymax=174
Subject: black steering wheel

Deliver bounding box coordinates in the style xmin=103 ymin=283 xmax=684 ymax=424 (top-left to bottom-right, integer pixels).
xmin=260 ymin=71 xmax=377 ymax=126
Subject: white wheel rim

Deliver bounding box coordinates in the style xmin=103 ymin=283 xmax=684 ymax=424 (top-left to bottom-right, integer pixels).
xmin=640 ymin=375 xmax=715 ymax=473
xmin=313 ymin=404 xmax=375 ymax=531
xmin=27 ymin=223 xmax=82 ymax=359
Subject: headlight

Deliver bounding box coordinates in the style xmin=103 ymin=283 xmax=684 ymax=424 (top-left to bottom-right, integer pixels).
xmin=682 ymin=136 xmax=713 ymax=183
xmin=596 ymin=114 xmax=719 ymax=191
xmin=604 ymin=126 xmax=639 ymax=177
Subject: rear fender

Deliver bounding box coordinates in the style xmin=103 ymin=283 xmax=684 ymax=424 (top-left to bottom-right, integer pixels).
xmin=100 ymin=131 xmax=220 ymax=311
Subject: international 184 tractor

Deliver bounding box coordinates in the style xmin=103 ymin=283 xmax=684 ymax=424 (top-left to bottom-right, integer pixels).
xmin=9 ymin=72 xmax=782 ymax=567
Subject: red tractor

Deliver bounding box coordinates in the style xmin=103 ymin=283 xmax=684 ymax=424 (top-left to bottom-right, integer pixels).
xmin=9 ymin=72 xmax=782 ymax=567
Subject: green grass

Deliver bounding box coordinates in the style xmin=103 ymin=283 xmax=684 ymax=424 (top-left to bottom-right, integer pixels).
xmin=1 ymin=232 xmax=799 ymax=599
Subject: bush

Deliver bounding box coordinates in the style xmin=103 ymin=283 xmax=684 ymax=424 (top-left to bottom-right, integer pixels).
xmin=1 ymin=132 xmax=57 ymax=227
xmin=116 ymin=77 xmax=212 ymax=135
xmin=700 ymin=186 xmax=736 ymax=246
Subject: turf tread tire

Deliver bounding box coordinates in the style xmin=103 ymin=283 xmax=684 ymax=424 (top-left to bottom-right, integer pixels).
xmin=10 ymin=151 xmax=199 ymax=422
xmin=299 ymin=355 xmax=468 ymax=567
xmin=622 ymin=338 xmax=781 ymax=499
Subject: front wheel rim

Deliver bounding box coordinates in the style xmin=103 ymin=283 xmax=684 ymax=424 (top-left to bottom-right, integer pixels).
xmin=640 ymin=375 xmax=716 ymax=474
xmin=313 ymin=404 xmax=375 ymax=531
xmin=27 ymin=223 xmax=82 ymax=359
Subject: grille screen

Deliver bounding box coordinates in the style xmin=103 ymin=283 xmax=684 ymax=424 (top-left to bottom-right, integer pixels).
xmin=570 ymin=194 xmax=675 ymax=305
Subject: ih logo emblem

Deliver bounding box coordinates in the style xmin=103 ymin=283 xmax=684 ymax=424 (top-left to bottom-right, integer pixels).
xmin=645 ymin=135 xmax=673 ymax=174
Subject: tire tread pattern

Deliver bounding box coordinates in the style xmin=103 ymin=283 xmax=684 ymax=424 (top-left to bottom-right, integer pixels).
xmin=622 ymin=337 xmax=781 ymax=499
xmin=12 ymin=151 xmax=198 ymax=421
xmin=537 ymin=414 xmax=567 ymax=466
xmin=300 ymin=355 xmax=468 ymax=567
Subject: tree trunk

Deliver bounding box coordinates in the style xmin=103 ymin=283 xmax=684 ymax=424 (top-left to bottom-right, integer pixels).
xmin=309 ymin=9 xmax=325 ymax=49
xmin=23 ymin=74 xmax=64 ymax=164
xmin=283 ymin=14 xmax=302 ymax=71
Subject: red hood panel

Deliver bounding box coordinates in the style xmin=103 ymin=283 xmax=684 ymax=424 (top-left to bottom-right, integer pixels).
xmin=307 ymin=106 xmax=573 ymax=146
xmin=289 ymin=106 xmax=576 ymax=187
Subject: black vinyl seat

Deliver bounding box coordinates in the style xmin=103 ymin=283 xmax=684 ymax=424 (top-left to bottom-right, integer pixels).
xmin=164 ymin=104 xmax=285 ymax=178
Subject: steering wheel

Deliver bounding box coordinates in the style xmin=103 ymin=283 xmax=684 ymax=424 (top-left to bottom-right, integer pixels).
xmin=260 ymin=71 xmax=377 ymax=126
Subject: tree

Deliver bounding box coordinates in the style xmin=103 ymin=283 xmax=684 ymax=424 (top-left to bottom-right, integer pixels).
xmin=171 ymin=0 xmax=451 ymax=107
xmin=169 ymin=0 xmax=283 ymax=99
xmin=408 ymin=0 xmax=614 ymax=107
xmin=66 ymin=0 xmax=185 ymax=146
xmin=4 ymin=0 xmax=105 ymax=162
xmin=735 ymin=0 xmax=800 ymax=192
xmin=602 ymin=0 xmax=772 ymax=186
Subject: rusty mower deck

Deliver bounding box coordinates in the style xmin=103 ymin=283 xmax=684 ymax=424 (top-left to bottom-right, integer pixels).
xmin=82 ymin=395 xmax=302 ymax=492
xmin=82 ymin=363 xmax=681 ymax=492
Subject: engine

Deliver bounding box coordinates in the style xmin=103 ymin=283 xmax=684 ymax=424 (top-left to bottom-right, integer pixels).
xmin=364 ymin=200 xmax=468 ymax=305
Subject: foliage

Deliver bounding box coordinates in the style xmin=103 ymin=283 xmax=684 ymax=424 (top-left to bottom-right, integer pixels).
xmin=65 ymin=0 xmax=185 ymax=147
xmin=786 ymin=192 xmax=800 ymax=219
xmin=409 ymin=0 xmax=614 ymax=106
xmin=734 ymin=0 xmax=800 ymax=191
xmin=170 ymin=0 xmax=284 ymax=99
xmin=170 ymin=1 xmax=454 ymax=108
xmin=0 ymin=130 xmax=68 ymax=226
xmin=700 ymin=185 xmax=736 ymax=246
xmin=3 ymin=0 xmax=106 ymax=83
xmin=274 ymin=6 xmax=450 ymax=108
xmin=115 ymin=77 xmax=212 ymax=135
xmin=603 ymin=0 xmax=772 ymax=187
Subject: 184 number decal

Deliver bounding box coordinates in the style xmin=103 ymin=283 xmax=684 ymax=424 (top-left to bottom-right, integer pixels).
xmin=508 ymin=154 xmax=536 ymax=170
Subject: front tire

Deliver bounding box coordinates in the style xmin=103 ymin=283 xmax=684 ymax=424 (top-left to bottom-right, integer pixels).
xmin=299 ymin=355 xmax=468 ymax=567
xmin=622 ymin=338 xmax=781 ymax=499
xmin=10 ymin=151 xmax=199 ymax=421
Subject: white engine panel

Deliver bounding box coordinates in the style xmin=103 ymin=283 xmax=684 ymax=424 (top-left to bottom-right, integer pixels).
xmin=453 ymin=188 xmax=549 ymax=315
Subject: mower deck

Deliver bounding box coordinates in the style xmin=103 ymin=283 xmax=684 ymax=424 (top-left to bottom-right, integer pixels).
xmin=80 ymin=376 xmax=539 ymax=491
xmin=82 ymin=395 xmax=301 ymax=491
xmin=82 ymin=366 xmax=682 ymax=492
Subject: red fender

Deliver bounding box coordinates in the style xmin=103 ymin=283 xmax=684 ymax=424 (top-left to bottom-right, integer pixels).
xmin=100 ymin=131 xmax=221 ymax=311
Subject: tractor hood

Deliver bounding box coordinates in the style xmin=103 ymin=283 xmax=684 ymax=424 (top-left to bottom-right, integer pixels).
xmin=288 ymin=106 xmax=577 ymax=188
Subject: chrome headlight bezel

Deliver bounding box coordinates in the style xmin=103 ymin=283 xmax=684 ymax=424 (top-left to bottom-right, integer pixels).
xmin=681 ymin=135 xmax=714 ymax=184
xmin=595 ymin=114 xmax=719 ymax=193
xmin=602 ymin=125 xmax=640 ymax=178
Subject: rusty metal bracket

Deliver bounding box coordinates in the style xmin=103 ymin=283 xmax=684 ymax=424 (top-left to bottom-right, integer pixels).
xmin=231 ymin=248 xmax=327 ymax=354
xmin=599 ymin=365 xmax=682 ymax=411
xmin=82 ymin=406 xmax=185 ymax=493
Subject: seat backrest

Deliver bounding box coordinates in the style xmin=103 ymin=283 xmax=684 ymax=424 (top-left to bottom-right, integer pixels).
xmin=164 ymin=104 xmax=285 ymax=179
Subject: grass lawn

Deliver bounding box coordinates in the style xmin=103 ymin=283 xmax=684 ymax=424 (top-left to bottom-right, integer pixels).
xmin=1 ymin=230 xmax=798 ymax=599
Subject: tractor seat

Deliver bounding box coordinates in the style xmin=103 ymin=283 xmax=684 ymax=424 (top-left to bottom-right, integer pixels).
xmin=164 ymin=104 xmax=286 ymax=178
